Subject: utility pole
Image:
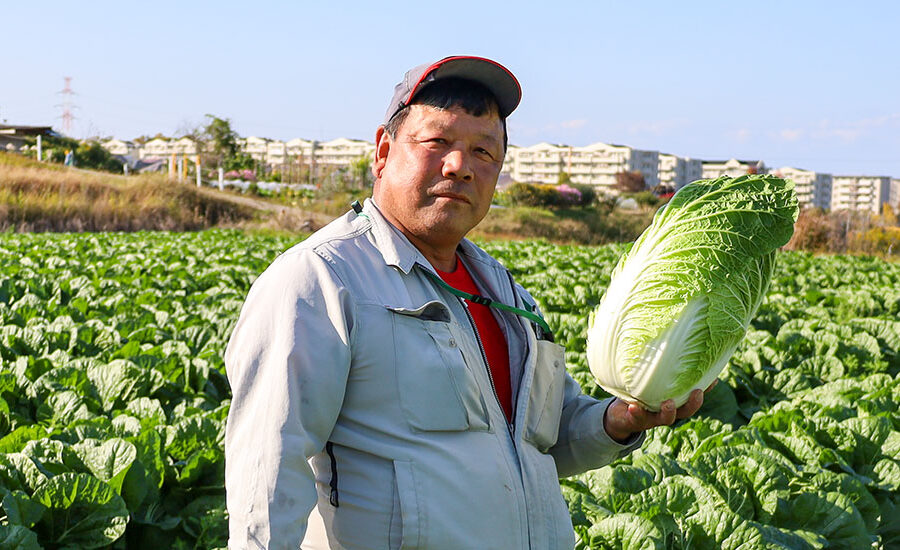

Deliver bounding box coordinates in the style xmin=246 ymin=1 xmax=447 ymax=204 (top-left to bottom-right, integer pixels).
xmin=56 ymin=77 xmax=76 ymax=135
xmin=310 ymin=140 xmax=318 ymax=187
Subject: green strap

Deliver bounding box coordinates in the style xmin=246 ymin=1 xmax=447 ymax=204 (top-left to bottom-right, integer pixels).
xmin=420 ymin=268 xmax=553 ymax=337
xmin=349 ymin=202 xmax=553 ymax=338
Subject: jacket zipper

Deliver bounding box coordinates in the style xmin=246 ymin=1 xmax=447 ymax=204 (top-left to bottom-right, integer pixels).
xmin=460 ymin=299 xmax=513 ymax=435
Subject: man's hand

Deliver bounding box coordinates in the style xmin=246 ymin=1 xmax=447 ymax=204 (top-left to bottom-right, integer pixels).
xmin=603 ymin=380 xmax=718 ymax=443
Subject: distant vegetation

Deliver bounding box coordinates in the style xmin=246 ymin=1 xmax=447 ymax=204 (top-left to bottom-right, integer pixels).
xmin=2 ymin=151 xmax=898 ymax=257
xmin=23 ymin=135 xmax=125 ymax=173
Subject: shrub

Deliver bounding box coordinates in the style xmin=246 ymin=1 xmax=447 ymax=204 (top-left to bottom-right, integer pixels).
xmin=24 ymin=136 xmax=124 ymax=173
xmin=556 ymin=184 xmax=583 ymax=206
xmin=785 ymin=208 xmax=845 ymax=253
xmin=626 ymin=191 xmax=661 ymax=208
xmin=849 ymin=226 xmax=900 ymax=256
xmin=569 ymin=183 xmax=598 ymax=207
xmin=503 ymin=182 xmax=562 ymax=208
xmin=225 ymin=169 xmax=256 ymax=182
xmin=502 ymin=182 xmax=600 ymax=209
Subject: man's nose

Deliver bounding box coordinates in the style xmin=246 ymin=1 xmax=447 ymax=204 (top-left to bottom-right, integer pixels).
xmin=442 ymin=149 xmax=474 ymax=182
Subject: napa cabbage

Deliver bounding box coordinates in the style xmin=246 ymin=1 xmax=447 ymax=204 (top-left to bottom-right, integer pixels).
xmin=587 ymin=175 xmax=799 ymax=410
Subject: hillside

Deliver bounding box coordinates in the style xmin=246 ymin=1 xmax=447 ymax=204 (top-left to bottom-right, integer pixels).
xmin=0 ymin=153 xmax=332 ymax=233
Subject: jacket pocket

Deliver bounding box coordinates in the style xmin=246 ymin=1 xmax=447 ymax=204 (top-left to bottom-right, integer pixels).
xmin=388 ymin=301 xmax=489 ymax=432
xmin=392 ymin=459 xmax=422 ymax=549
xmin=523 ymin=340 xmax=567 ymax=452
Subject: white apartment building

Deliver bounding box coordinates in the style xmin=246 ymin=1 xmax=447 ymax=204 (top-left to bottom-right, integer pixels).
xmin=507 ymin=142 xmax=660 ymax=192
xmin=659 ymin=153 xmax=702 ymax=191
xmin=135 ymin=137 xmax=199 ymax=159
xmin=101 ymin=139 xmax=137 ymax=157
xmin=242 ymin=136 xmax=270 ymax=162
xmin=500 ymin=144 xmax=520 ymax=177
xmin=232 ymin=137 xmax=375 ymax=171
xmin=776 ymin=167 xmax=832 ymax=210
xmin=831 ymin=175 xmax=891 ymax=214
xmin=701 ymin=158 xmax=768 ymax=179
xmin=507 ymin=142 xmax=567 ymax=185
xmin=314 ymin=138 xmax=375 ymax=167
xmin=267 ymin=140 xmax=287 ymax=167
xmin=139 ymin=138 xmax=171 ymax=159
xmin=286 ymin=138 xmax=315 ymax=160
xmin=891 ymin=179 xmax=900 ymax=213
xmin=170 ymin=137 xmax=198 ymax=156
xmin=569 ymin=143 xmax=659 ymax=190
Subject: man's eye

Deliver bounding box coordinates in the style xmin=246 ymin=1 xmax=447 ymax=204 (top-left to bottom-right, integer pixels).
xmin=476 ymin=148 xmax=495 ymax=160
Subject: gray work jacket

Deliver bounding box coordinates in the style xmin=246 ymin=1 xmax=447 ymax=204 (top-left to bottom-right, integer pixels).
xmin=224 ymin=199 xmax=643 ymax=549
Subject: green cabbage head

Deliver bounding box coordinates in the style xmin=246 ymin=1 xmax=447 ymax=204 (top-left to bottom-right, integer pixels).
xmin=587 ymin=175 xmax=799 ymax=410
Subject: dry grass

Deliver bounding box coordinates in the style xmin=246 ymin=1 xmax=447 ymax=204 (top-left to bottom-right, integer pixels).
xmin=0 ymin=158 xmax=256 ymax=232
xmin=785 ymin=207 xmax=900 ymax=258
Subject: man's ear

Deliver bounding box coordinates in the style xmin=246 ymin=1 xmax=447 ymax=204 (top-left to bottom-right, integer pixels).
xmin=372 ymin=125 xmax=391 ymax=180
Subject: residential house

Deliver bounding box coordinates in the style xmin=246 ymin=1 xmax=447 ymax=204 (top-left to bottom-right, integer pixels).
xmin=0 ymin=124 xmax=54 ymax=151
xmin=171 ymin=137 xmax=198 ymax=156
xmin=139 ymin=138 xmax=171 ymax=159
xmin=101 ymin=139 xmax=137 ymax=157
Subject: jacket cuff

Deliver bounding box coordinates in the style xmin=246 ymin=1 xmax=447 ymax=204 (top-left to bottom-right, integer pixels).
xmin=598 ymin=397 xmax=645 ymax=453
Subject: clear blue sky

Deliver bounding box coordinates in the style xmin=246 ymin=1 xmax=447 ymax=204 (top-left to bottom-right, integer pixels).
xmin=4 ymin=0 xmax=898 ymax=177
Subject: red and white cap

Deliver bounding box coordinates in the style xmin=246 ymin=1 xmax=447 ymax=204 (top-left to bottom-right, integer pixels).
xmin=384 ymin=55 xmax=521 ymax=124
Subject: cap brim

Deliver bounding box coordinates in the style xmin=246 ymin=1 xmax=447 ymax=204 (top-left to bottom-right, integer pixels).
xmin=411 ymin=56 xmax=521 ymax=119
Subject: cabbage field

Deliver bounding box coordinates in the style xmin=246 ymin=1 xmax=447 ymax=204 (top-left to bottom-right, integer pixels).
xmin=0 ymin=230 xmax=898 ymax=549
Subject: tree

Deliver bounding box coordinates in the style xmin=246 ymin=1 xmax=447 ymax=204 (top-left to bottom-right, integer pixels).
xmin=881 ymin=203 xmax=898 ymax=226
xmin=200 ymin=114 xmax=241 ymax=169
xmin=615 ymin=171 xmax=646 ymax=193
xmin=348 ymin=156 xmax=373 ymax=189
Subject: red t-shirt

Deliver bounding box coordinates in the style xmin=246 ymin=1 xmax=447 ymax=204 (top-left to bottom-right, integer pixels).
xmin=437 ymin=257 xmax=512 ymax=422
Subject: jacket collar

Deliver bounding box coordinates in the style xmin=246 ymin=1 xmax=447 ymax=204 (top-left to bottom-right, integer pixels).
xmin=362 ymin=199 xmax=512 ymax=299
xmin=363 ymin=198 xmax=427 ymax=275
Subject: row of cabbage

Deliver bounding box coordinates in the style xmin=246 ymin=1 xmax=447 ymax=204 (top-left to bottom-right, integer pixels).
xmin=0 ymin=231 xmax=897 ymax=548
xmin=483 ymin=240 xmax=900 ymax=549
xmin=0 ymin=231 xmax=284 ymax=549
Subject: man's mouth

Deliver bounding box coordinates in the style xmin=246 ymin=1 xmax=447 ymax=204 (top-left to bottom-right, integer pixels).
xmin=433 ymin=192 xmax=471 ymax=204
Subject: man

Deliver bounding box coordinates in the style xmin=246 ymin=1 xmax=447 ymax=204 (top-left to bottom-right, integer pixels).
xmin=225 ymin=55 xmax=707 ymax=549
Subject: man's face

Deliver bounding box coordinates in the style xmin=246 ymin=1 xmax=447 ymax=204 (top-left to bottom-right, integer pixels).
xmin=372 ymin=104 xmax=505 ymax=252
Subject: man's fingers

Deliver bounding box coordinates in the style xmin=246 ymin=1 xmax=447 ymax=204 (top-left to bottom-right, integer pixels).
xmin=705 ymin=379 xmax=719 ymax=393
xmin=656 ymin=399 xmax=675 ymax=426
xmin=676 ymin=389 xmax=704 ymax=419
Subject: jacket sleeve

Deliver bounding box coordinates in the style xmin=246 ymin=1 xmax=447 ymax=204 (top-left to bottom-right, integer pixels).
xmin=224 ymin=248 xmax=355 ymax=550
xmin=549 ymin=379 xmax=645 ymax=477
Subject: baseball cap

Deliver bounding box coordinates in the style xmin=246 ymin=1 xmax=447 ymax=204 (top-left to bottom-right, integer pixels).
xmin=384 ymin=55 xmax=521 ymax=124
